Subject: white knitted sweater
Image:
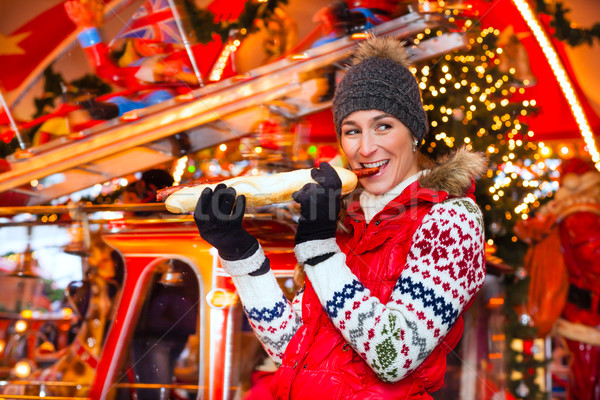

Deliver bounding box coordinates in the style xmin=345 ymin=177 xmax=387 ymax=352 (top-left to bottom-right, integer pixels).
xmin=225 ymin=170 xmax=486 ymax=383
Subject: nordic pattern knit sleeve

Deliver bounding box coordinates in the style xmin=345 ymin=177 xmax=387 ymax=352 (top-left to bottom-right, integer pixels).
xmin=231 ymin=264 xmax=303 ymax=365
xmin=301 ymin=197 xmax=486 ymax=383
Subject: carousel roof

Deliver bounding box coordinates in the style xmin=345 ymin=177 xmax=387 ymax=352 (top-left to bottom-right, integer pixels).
xmin=0 ymin=8 xmax=464 ymax=206
xmin=475 ymin=0 xmax=600 ymax=146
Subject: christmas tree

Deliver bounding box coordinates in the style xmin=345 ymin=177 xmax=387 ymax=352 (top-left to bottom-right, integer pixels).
xmin=414 ymin=17 xmax=556 ymax=399
xmin=414 ymin=22 xmax=553 ymax=266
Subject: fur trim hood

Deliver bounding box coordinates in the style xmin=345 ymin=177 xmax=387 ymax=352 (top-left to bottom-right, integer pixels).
xmin=418 ymin=147 xmax=488 ymax=196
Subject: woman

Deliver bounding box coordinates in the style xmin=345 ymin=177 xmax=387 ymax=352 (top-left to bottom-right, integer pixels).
xmin=194 ymin=37 xmax=487 ymax=399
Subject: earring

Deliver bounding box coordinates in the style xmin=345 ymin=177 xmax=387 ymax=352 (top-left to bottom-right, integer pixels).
xmin=412 ymin=138 xmax=418 ymax=152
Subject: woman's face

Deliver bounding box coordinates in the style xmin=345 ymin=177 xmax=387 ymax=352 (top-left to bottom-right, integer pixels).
xmin=340 ymin=110 xmax=419 ymax=195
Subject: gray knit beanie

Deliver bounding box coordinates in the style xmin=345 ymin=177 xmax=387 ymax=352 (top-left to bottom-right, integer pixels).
xmin=333 ymin=37 xmax=428 ymax=144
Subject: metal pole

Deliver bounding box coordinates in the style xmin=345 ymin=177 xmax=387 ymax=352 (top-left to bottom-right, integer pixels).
xmin=0 ymin=89 xmax=27 ymax=150
xmin=0 ymin=202 xmax=167 ymax=216
xmin=167 ymin=0 xmax=204 ymax=88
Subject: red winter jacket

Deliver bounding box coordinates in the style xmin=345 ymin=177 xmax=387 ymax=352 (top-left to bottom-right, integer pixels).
xmin=271 ymin=182 xmax=467 ymax=400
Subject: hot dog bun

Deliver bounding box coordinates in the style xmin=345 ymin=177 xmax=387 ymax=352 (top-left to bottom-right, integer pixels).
xmin=163 ymin=167 xmax=358 ymax=213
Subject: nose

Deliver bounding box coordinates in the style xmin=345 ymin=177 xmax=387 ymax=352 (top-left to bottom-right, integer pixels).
xmin=358 ymin=131 xmax=377 ymax=157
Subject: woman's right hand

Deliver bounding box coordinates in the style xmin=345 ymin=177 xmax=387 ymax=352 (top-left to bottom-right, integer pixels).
xmin=193 ymin=184 xmax=259 ymax=262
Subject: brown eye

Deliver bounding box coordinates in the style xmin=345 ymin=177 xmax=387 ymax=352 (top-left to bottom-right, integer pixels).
xmin=343 ymin=129 xmax=360 ymax=136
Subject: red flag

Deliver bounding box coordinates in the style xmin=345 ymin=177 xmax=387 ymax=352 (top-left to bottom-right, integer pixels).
xmin=0 ymin=2 xmax=77 ymax=101
xmin=0 ymin=0 xmax=122 ymax=108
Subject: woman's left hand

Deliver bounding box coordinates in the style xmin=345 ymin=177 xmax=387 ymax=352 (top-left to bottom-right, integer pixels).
xmin=292 ymin=162 xmax=341 ymax=244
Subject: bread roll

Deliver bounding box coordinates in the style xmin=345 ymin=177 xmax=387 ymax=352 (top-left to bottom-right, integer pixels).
xmin=163 ymin=167 xmax=359 ymax=213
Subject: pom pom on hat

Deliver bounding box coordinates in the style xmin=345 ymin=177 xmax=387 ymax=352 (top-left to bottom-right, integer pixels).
xmin=351 ymin=36 xmax=411 ymax=67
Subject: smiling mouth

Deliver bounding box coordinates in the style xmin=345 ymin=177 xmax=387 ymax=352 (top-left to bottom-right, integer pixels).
xmin=360 ymin=160 xmax=389 ymax=169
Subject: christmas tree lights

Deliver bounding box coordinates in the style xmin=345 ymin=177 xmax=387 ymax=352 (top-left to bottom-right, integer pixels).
xmin=416 ymin=24 xmax=553 ymax=265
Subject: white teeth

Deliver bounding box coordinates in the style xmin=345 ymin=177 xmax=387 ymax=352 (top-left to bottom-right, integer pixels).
xmin=362 ymin=160 xmax=389 ymax=168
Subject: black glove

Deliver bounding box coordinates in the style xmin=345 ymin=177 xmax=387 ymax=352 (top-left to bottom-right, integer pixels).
xmin=292 ymin=162 xmax=342 ymax=245
xmin=194 ymin=184 xmax=258 ymax=261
